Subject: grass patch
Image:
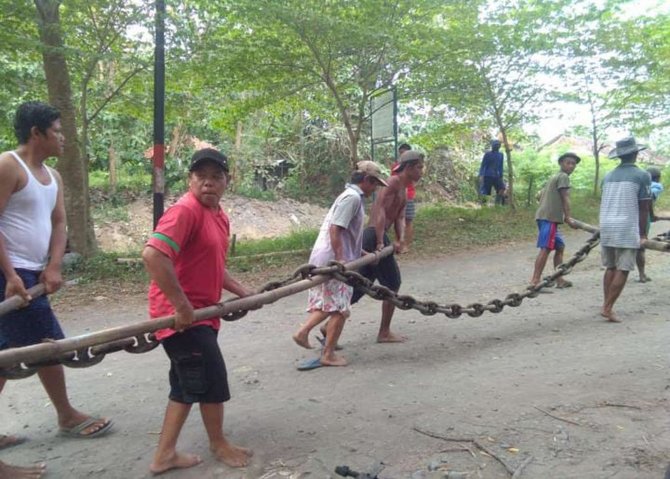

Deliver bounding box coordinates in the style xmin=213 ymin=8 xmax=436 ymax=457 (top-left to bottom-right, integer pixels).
xmin=412 ymin=192 xmax=601 ymax=256
xmin=64 ymin=251 xmax=147 ymax=285
xmin=228 ymin=229 xmax=318 ymax=273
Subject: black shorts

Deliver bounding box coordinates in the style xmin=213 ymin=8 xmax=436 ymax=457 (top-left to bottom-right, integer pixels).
xmin=351 ymin=227 xmax=401 ymax=304
xmin=162 ymin=325 xmax=230 ymax=404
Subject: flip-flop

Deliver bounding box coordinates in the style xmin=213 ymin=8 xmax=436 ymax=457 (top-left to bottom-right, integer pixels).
xmin=556 ymin=280 xmax=573 ymax=289
xmin=0 ymin=434 xmax=27 ymax=450
xmin=59 ymin=417 xmax=113 ymax=439
xmin=315 ymin=335 xmax=344 ymax=351
xmin=296 ymin=357 xmax=323 ymax=371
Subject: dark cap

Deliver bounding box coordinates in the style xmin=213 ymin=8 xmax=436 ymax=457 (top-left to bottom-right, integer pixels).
xmin=189 ymin=148 xmax=229 ymax=172
xmin=558 ymin=152 xmax=581 ymax=164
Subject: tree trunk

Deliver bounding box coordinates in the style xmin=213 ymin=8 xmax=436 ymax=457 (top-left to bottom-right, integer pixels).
xmin=233 ymin=121 xmax=243 ymax=193
xmin=500 ymin=129 xmax=515 ymax=209
xmin=34 ymin=0 xmax=96 ymax=256
xmin=108 ymin=144 xmax=117 ymax=194
xmin=589 ymin=94 xmax=600 ymax=197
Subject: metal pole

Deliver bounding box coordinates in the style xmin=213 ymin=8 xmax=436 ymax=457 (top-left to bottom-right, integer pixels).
xmin=153 ymin=0 xmax=166 ymax=227
xmin=0 ymin=247 xmax=394 ymax=369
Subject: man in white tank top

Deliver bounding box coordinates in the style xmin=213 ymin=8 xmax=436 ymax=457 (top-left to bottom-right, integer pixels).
xmin=0 ymin=102 xmax=112 ymax=478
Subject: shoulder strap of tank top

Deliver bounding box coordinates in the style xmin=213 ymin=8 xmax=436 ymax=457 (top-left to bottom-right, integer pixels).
xmin=9 ymin=151 xmax=32 ymax=177
xmin=10 ymin=151 xmax=56 ymax=187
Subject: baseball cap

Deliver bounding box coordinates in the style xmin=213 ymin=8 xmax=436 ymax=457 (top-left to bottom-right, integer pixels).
xmin=356 ymin=160 xmax=388 ymax=186
xmin=393 ymin=150 xmax=424 ymax=173
xmin=189 ymin=148 xmax=229 ymax=173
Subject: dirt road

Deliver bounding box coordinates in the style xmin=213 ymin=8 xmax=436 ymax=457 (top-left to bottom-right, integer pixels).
xmin=3 ymin=227 xmax=670 ymax=478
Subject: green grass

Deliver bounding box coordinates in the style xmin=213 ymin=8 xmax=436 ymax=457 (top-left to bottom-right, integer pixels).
xmin=64 ymin=251 xmax=147 ymax=284
xmin=412 ymin=191 xmax=601 ymax=256
xmin=228 ymin=229 xmax=318 ymax=273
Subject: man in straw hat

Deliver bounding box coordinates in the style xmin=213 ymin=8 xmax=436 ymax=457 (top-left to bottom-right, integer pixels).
xmin=292 ymin=161 xmax=388 ymax=369
xmin=599 ymin=137 xmax=651 ymax=323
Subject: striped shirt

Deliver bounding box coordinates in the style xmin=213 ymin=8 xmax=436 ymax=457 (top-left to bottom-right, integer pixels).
xmin=599 ymin=163 xmax=651 ymax=248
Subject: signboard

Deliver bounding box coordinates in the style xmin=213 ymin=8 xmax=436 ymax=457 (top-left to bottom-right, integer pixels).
xmin=371 ymin=89 xmax=396 ymax=140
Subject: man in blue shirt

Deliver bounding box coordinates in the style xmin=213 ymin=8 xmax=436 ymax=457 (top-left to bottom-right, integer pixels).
xmin=479 ymin=139 xmax=505 ymax=205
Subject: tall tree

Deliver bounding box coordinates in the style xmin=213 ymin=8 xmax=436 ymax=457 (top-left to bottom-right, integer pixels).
xmin=202 ymin=0 xmax=455 ymax=167
xmin=34 ymin=0 xmax=94 ymax=255
xmin=421 ymin=0 xmax=575 ymax=207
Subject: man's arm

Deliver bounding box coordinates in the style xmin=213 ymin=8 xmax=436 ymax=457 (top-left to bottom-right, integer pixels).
xmin=478 ymin=155 xmax=487 ymax=185
xmin=40 ymin=168 xmax=67 ymax=293
xmin=393 ymin=205 xmax=406 ymax=253
xmin=328 ymin=224 xmax=346 ymax=262
xmin=142 ymin=245 xmax=194 ymax=331
xmin=558 ymin=188 xmax=575 ymax=228
xmin=370 ymin=186 xmax=389 ymax=251
xmin=497 ymin=153 xmax=504 ymax=178
xmin=0 ymin=154 xmax=30 ymax=302
xmin=638 ymin=199 xmax=650 ymax=240
xmin=223 ymin=269 xmax=252 ymax=298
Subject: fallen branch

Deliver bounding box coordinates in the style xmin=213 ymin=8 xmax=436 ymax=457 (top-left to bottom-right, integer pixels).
xmin=412 ymin=427 xmax=516 ymax=476
xmin=511 ymin=455 xmax=534 ymax=478
xmin=598 ymin=402 xmax=642 ymax=410
xmin=533 ymin=406 xmax=581 ymax=426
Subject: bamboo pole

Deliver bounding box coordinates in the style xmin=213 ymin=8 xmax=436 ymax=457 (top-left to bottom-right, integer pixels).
xmin=0 ymin=246 xmax=393 ymax=369
xmin=571 ymin=219 xmax=670 ymax=252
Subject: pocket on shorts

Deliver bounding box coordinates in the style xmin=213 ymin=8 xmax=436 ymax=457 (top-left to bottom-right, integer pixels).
xmin=175 ymin=354 xmax=207 ymax=395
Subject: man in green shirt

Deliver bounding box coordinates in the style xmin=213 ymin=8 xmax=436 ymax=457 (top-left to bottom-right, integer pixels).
xmin=530 ymin=153 xmax=581 ymax=289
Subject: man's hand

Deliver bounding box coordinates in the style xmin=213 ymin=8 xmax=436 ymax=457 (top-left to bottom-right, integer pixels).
xmin=173 ymin=302 xmax=195 ymax=332
xmin=39 ymin=266 xmax=64 ymax=294
xmin=393 ymin=241 xmax=406 ymax=254
xmin=565 ymin=217 xmax=577 ymax=229
xmin=478 ymin=176 xmax=484 ymax=187
xmin=5 ymin=273 xmax=30 ymax=307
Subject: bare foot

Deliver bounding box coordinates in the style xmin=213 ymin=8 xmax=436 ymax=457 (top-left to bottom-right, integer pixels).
xmin=601 ymin=309 xmax=621 ymax=323
xmin=292 ymin=331 xmax=313 ymax=349
xmin=0 ymin=460 xmax=46 ymax=479
xmin=377 ymin=332 xmax=407 ymax=343
xmin=0 ymin=434 xmax=26 ymax=450
xmin=320 ymin=354 xmax=347 ymax=367
xmin=212 ymin=441 xmax=253 ymax=468
xmin=150 ymin=452 xmax=202 ymax=475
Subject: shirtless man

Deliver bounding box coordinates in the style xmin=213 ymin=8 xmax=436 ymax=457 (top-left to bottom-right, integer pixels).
xmin=350 ymin=150 xmax=424 ymax=342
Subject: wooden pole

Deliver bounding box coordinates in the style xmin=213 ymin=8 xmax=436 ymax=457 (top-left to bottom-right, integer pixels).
xmin=571 ymin=219 xmax=670 ymax=252
xmin=0 ymin=284 xmax=45 ymax=317
xmin=0 ymin=246 xmax=394 ymax=369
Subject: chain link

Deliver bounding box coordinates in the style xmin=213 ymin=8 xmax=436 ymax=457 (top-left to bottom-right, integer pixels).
xmin=1 ymin=232 xmax=601 ymax=378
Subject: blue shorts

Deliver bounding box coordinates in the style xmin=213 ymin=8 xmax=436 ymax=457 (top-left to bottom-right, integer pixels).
xmin=536 ymin=220 xmax=565 ymax=251
xmin=480 ymin=176 xmax=505 ymax=196
xmin=0 ymin=269 xmax=64 ymax=350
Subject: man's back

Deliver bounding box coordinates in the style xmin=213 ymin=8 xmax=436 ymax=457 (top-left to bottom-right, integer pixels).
xmin=479 ymin=150 xmax=504 ymax=177
xmin=600 ymin=163 xmax=651 ymax=248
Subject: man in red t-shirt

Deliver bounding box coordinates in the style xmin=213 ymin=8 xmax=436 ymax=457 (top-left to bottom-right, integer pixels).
xmin=143 ymin=148 xmax=253 ymax=474
xmin=391 ymin=143 xmax=417 ymax=249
